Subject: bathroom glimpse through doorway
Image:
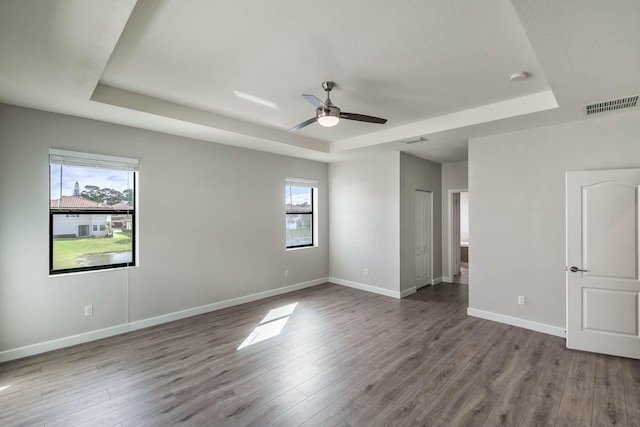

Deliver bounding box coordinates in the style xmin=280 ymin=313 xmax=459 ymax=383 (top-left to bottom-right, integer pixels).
xmin=448 ymin=190 xmax=468 ymax=285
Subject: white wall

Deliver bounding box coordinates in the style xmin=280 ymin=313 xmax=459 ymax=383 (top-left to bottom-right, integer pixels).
xmin=469 ymin=110 xmax=640 ymax=333
xmin=329 ymin=152 xmax=401 ymax=296
xmin=460 ymin=192 xmax=469 ymax=243
xmin=400 ymin=153 xmax=442 ymax=292
xmin=0 ymin=104 xmax=329 ymax=355
xmin=441 ymin=161 xmax=468 ymax=281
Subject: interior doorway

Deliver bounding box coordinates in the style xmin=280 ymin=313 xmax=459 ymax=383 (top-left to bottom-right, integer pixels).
xmin=415 ymin=190 xmax=433 ymax=288
xmin=448 ymin=189 xmax=468 ymax=284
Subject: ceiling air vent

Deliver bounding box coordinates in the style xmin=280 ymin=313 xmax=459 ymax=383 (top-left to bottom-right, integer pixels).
xmin=583 ymin=95 xmax=639 ymax=116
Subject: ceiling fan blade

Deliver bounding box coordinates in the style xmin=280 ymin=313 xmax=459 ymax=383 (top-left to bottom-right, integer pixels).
xmin=303 ymin=94 xmax=327 ymax=109
xmin=340 ymin=112 xmax=387 ymax=124
xmin=289 ymin=117 xmax=317 ymax=131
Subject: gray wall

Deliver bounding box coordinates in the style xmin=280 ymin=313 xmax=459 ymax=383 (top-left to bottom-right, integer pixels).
xmin=329 ymin=152 xmax=400 ymax=294
xmin=441 ymin=161 xmax=468 ymax=281
xmin=0 ymin=104 xmax=329 ymax=352
xmin=400 ymin=152 xmax=442 ymax=292
xmin=469 ymin=110 xmax=640 ymax=329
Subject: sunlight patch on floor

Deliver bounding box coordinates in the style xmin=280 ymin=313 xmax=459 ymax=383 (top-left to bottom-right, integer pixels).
xmin=237 ymin=302 xmax=298 ymax=350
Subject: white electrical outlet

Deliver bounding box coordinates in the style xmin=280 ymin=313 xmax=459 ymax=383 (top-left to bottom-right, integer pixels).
xmin=284 ymin=270 xmax=289 ymax=277
xmin=84 ymin=305 xmax=93 ymax=316
xmin=364 ymin=268 xmax=369 ymax=276
xmin=518 ymin=296 xmax=525 ymax=305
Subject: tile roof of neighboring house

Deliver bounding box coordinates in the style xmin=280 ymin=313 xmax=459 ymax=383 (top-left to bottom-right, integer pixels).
xmin=109 ymin=202 xmax=134 ymax=210
xmin=50 ymin=196 xmax=135 ymax=209
xmin=50 ymin=196 xmax=109 ymax=209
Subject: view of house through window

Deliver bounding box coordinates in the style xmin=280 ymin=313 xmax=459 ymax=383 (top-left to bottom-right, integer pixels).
xmin=285 ymin=178 xmax=316 ymax=248
xmin=49 ymin=149 xmax=138 ymax=274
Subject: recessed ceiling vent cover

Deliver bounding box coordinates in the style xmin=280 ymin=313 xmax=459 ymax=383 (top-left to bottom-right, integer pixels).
xmin=583 ymin=95 xmax=639 ymax=116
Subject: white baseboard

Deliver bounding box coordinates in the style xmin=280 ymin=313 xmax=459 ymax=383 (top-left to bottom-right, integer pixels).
xmin=328 ymin=276 xmax=444 ymax=300
xmin=442 ymin=276 xmax=452 ymax=283
xmin=329 ymin=277 xmax=402 ymax=299
xmin=467 ymin=307 xmax=566 ymax=338
xmin=0 ymin=277 xmax=328 ymax=363
xmin=400 ymin=287 xmax=417 ymax=298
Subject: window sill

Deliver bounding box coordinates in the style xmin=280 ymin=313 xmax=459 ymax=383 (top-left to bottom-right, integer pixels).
xmin=49 ymin=265 xmax=138 ymax=278
xmin=286 ymin=245 xmax=318 ymax=252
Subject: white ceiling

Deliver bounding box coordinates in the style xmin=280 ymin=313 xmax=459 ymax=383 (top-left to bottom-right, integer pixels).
xmin=1 ymin=0 xmax=639 ymax=163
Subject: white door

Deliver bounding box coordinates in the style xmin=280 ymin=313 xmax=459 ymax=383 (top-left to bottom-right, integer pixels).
xmin=566 ymin=169 xmax=640 ymax=359
xmin=415 ymin=190 xmax=433 ymax=288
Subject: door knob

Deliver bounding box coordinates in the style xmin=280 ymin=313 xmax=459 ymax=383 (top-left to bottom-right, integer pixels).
xmin=569 ymin=266 xmax=587 ymax=273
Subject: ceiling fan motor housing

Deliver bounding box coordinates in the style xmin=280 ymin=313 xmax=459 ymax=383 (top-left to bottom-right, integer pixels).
xmin=317 ymin=106 xmax=340 ymax=119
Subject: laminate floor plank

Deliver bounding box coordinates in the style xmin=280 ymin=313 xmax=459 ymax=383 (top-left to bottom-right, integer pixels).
xmin=447 ymin=385 xmax=501 ymax=427
xmin=478 ymin=327 xmax=536 ymax=394
xmin=269 ymin=365 xmax=384 ymax=427
xmin=181 ymin=363 xmax=324 ymax=426
xmin=371 ymin=388 xmax=438 ymax=427
xmin=1 ymin=389 xmax=110 ymax=427
xmin=46 ymin=387 xmax=176 ymax=427
xmin=518 ymin=335 xmax=573 ymax=427
xmin=233 ymin=359 xmax=324 ymax=398
xmin=370 ymin=320 xmax=503 ymax=427
xmin=297 ymin=367 xmax=396 ymax=427
xmin=1 ymin=282 xmax=639 ymax=427
xmin=591 ymin=354 xmax=628 ymax=427
xmin=482 ymin=332 xmax=553 ymax=426
xmin=365 ymin=304 xmax=468 ymax=370
xmin=428 ymin=328 xmax=535 ymax=427
xmin=210 ymin=386 xmax=307 ymax=426
xmin=623 ymin=357 xmax=640 ymax=427
xmin=555 ymin=350 xmax=597 ymax=427
xmin=309 ymin=327 xmax=395 ymax=372
xmin=0 ymin=380 xmax=109 ymax=422
xmin=344 ymin=316 xmax=488 ymax=427
xmin=294 ymin=329 xmax=405 ymax=398
xmin=116 ymin=380 xmax=238 ymax=427
xmin=414 ymin=319 xmax=500 ymax=398
xmin=334 ymin=325 xmax=466 ymax=426
xmin=415 ymin=326 xmax=523 ymax=426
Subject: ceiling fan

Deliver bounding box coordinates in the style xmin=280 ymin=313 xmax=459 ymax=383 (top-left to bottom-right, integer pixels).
xmin=289 ymin=81 xmax=387 ymax=131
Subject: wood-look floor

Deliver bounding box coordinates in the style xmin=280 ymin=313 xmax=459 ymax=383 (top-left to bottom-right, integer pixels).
xmin=452 ymin=264 xmax=469 ymax=285
xmin=1 ymin=282 xmax=639 ymax=426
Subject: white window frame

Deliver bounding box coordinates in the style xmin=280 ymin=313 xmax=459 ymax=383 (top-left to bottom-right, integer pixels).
xmin=49 ymin=149 xmax=139 ymax=275
xmin=285 ymin=177 xmax=318 ymax=250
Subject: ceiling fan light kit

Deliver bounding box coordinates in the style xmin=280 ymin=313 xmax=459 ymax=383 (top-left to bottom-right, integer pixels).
xmin=317 ymin=112 xmax=340 ymax=127
xmin=290 ymin=81 xmax=387 ymax=131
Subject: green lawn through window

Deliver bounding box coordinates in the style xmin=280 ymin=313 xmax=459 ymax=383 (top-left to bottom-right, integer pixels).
xmin=53 ymin=232 xmax=132 ymax=270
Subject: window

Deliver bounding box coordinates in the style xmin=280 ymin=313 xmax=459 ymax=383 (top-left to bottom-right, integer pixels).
xmin=49 ymin=149 xmax=138 ymax=274
xmin=285 ymin=178 xmax=317 ymax=248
